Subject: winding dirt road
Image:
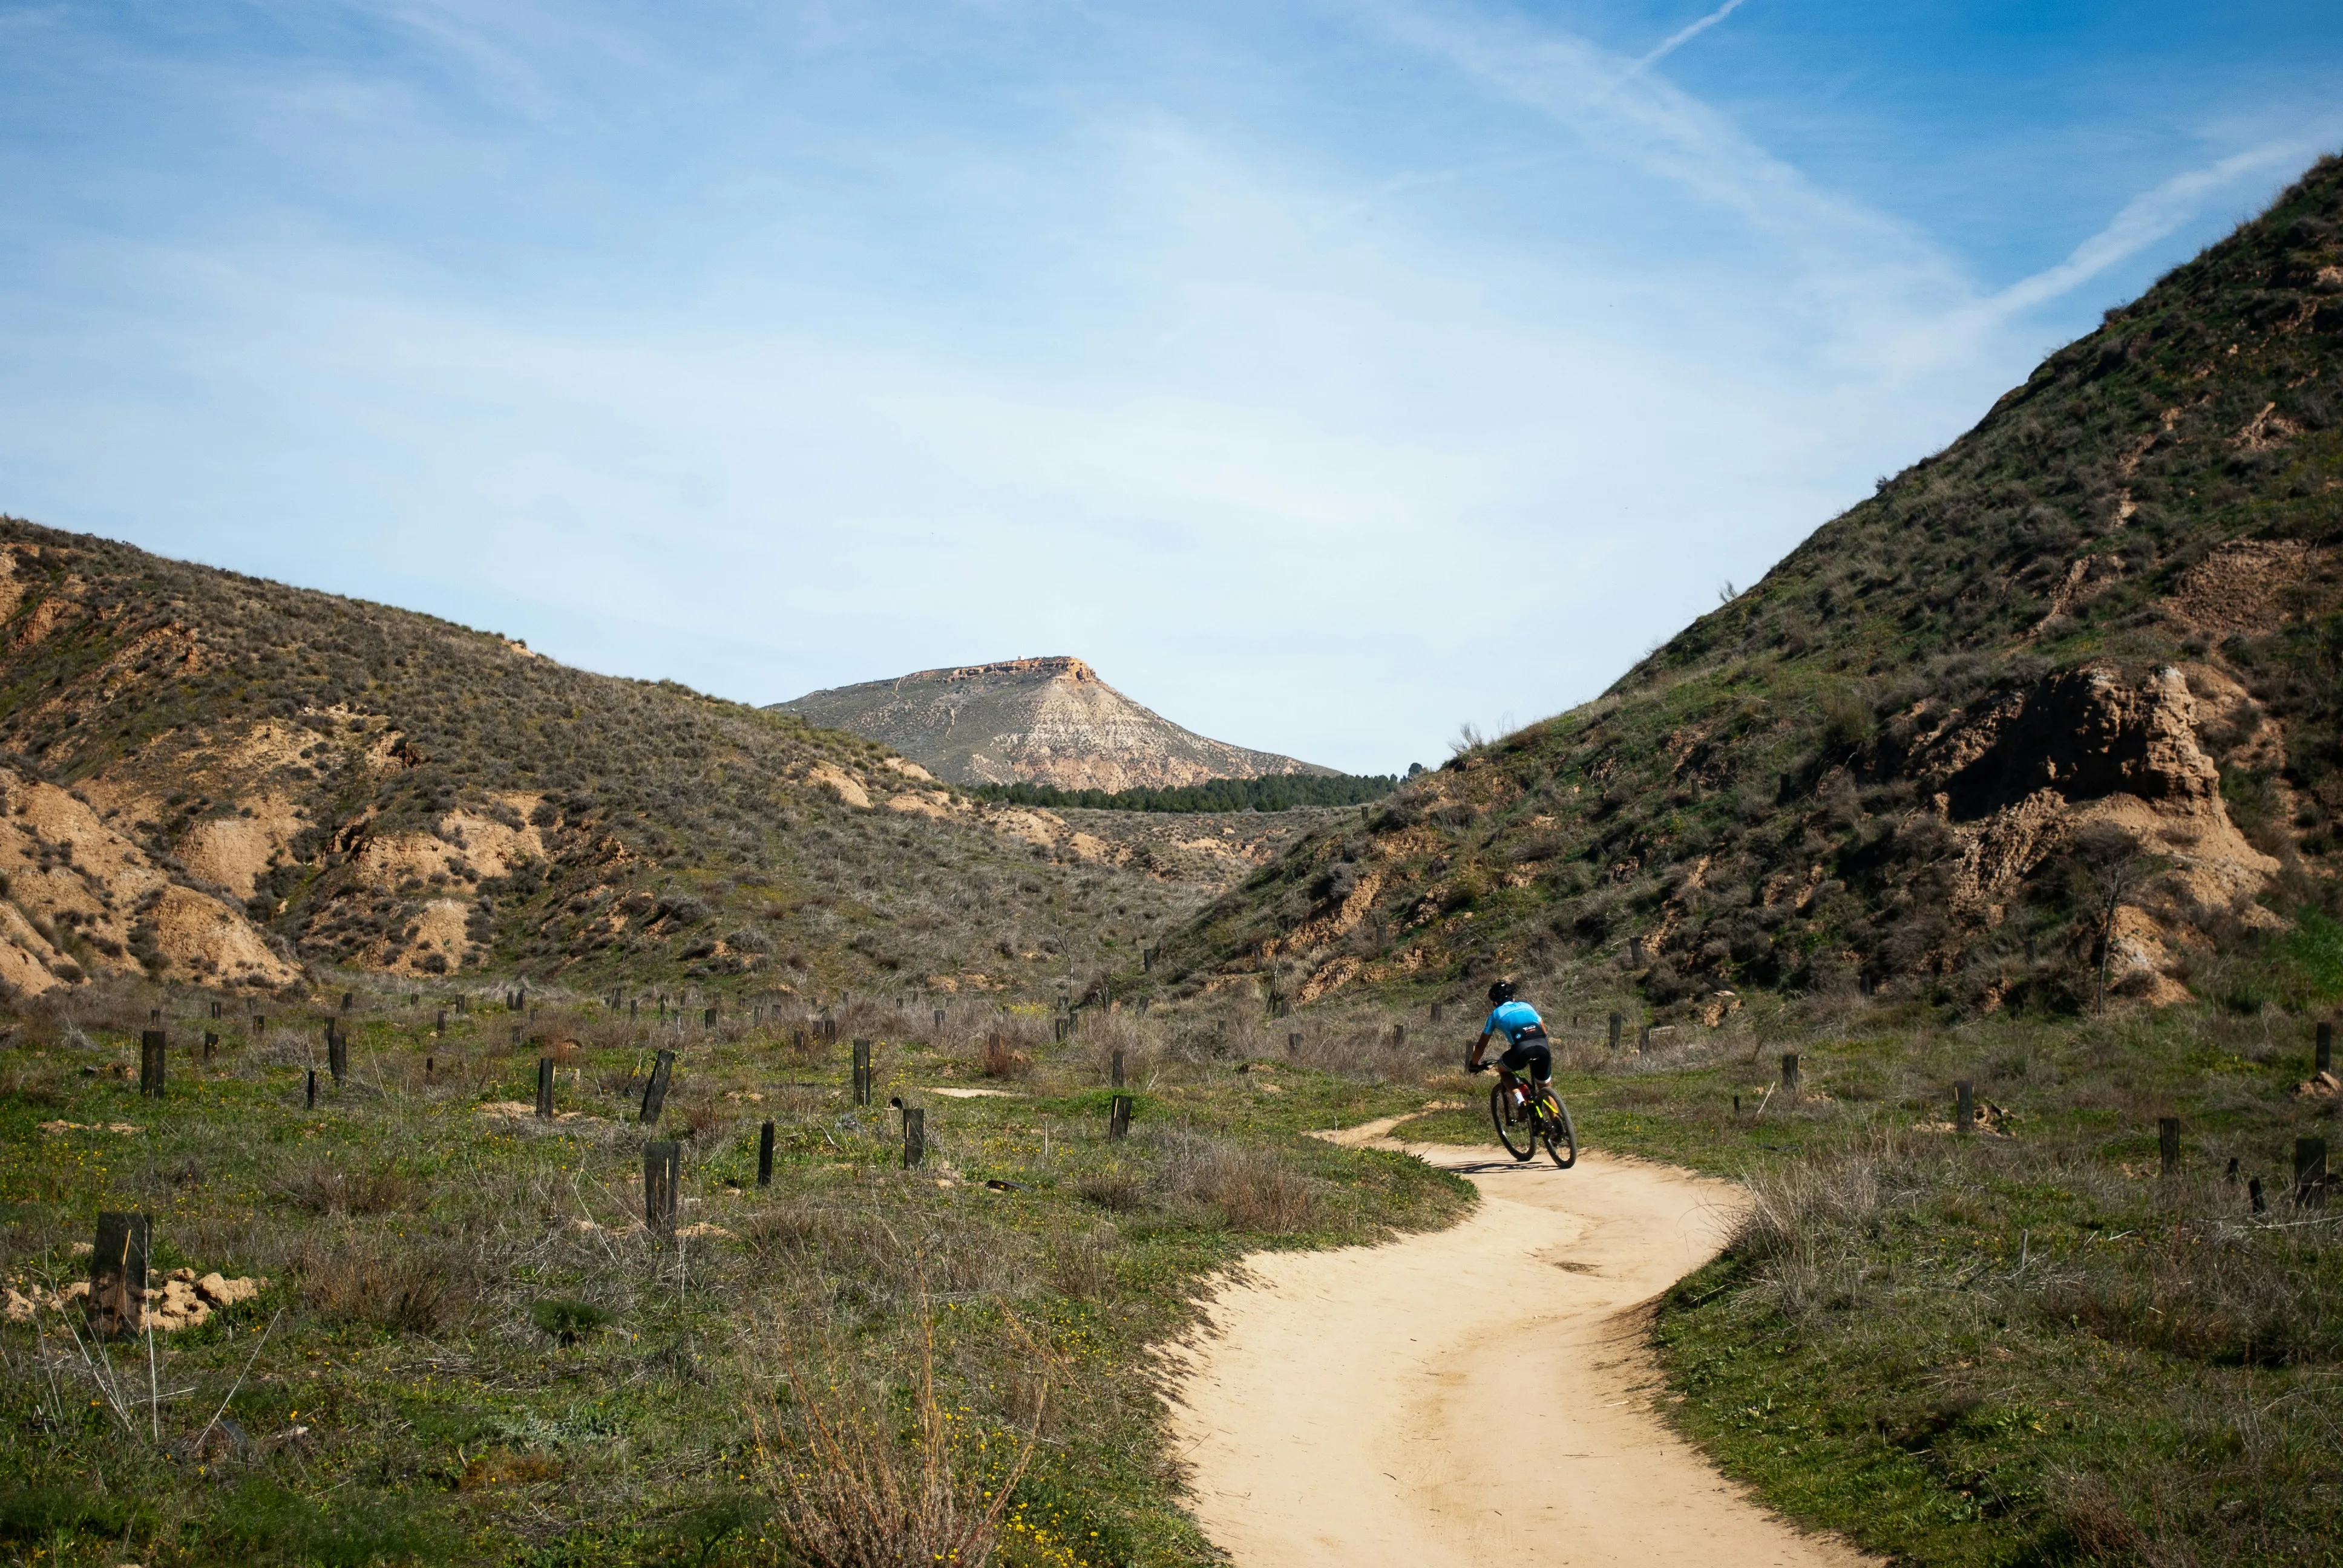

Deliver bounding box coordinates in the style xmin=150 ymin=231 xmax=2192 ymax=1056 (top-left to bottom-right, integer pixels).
xmin=1164 ymin=1120 xmax=1875 ymax=1567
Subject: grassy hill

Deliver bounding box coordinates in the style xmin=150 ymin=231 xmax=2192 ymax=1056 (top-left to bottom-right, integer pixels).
xmin=0 ymin=521 xmax=1216 ymax=1006
xmin=1161 ymin=154 xmax=2343 ymax=1021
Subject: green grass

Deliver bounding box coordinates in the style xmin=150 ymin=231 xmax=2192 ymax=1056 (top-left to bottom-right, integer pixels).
xmin=0 ymin=979 xmax=1467 ymax=1566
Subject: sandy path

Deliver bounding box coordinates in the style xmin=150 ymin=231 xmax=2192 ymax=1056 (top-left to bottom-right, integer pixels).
xmin=1164 ymin=1120 xmax=1875 ymax=1567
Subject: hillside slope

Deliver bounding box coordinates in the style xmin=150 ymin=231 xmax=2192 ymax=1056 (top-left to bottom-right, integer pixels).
xmin=774 ymin=655 xmax=1335 ymax=791
xmin=1164 ymin=154 xmax=2343 ymax=1019
xmin=0 ymin=524 xmax=1210 ymax=1001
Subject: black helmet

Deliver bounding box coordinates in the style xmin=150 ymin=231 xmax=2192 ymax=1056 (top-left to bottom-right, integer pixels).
xmin=1487 ymin=979 xmax=1516 ymax=1005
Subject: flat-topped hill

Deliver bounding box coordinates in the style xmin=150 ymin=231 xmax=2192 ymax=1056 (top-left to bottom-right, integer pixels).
xmin=773 ymin=655 xmax=1335 ymax=791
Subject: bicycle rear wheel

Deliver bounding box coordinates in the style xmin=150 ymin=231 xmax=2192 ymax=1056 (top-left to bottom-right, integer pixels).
xmin=1536 ymin=1091 xmax=1578 ymax=1169
xmin=1490 ymin=1082 xmax=1538 ymax=1161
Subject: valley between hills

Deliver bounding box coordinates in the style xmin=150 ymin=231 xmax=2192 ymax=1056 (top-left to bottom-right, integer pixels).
xmin=4 ymin=157 xmax=2343 ymax=1567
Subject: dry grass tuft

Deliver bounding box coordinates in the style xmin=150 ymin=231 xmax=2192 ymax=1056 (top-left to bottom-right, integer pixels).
xmin=754 ymin=1309 xmax=1043 ymax=1568
xmin=1150 ymin=1129 xmax=1317 ymax=1233
xmin=272 ymin=1161 xmax=418 ymax=1217
xmin=977 ymin=1034 xmax=1031 ymax=1079
xmin=292 ymin=1232 xmax=480 ymax=1335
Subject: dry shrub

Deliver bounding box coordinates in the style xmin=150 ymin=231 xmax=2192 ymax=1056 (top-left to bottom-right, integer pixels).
xmin=738 ymin=1199 xmax=1035 ymax=1305
xmin=1150 ymin=1130 xmax=1316 ymax=1233
xmin=294 ymin=1233 xmax=479 ymax=1335
xmin=2036 ymin=1221 xmax=2333 ymax=1366
xmin=755 ymin=1315 xmax=1042 ymax=1568
xmin=676 ymin=1094 xmax=730 ymax=1137
xmin=273 ymin=1161 xmax=418 ymax=1217
xmin=2045 ymin=1471 xmax=2149 ymax=1564
xmin=1046 ymin=1234 xmax=1119 ymax=1301
xmin=977 ymin=1034 xmax=1031 ymax=1079
xmin=1073 ymin=1173 xmax=1143 ymax=1214
xmin=1731 ymin=1154 xmax=1883 ymax=1263
xmin=1727 ymin=1151 xmax=1885 ymax=1321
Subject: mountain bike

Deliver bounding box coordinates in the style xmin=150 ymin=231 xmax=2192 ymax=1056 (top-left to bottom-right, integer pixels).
xmin=1487 ymin=1069 xmax=1577 ymax=1169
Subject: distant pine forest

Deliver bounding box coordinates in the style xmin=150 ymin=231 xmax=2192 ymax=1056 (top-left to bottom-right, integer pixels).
xmin=972 ymin=771 xmax=1399 ymax=814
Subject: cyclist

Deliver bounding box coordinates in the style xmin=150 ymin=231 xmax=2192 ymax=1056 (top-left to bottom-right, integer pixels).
xmin=1467 ymin=979 xmax=1552 ymax=1117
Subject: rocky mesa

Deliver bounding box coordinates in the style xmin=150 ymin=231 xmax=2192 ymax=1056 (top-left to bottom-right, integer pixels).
xmin=772 ymin=655 xmax=1335 ymax=792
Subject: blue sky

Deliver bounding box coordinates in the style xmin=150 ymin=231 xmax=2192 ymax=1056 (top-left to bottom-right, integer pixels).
xmin=1 ymin=2 xmax=2338 ymax=774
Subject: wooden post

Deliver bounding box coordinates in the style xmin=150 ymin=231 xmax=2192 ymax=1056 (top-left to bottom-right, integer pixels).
xmin=211 ymin=999 xmax=222 ymax=1019
xmin=1955 ymin=1080 xmax=1976 ymax=1133
xmin=2250 ymin=1175 xmax=2267 ymax=1213
xmin=1780 ymin=1053 xmax=1800 ymax=1095
xmin=1286 ymin=1031 xmax=1300 ymax=1058
xmin=89 ymin=1212 xmax=149 ymax=1341
xmin=202 ymin=1031 xmax=217 ymax=1061
xmin=629 ymin=998 xmax=638 ymax=1021
xmin=2321 ymin=1021 xmax=2333 ymax=1076
xmin=640 ymin=1050 xmax=677 ymax=1125
xmin=1608 ymin=1013 xmax=1623 ymax=1051
xmin=1393 ymin=1024 xmax=1406 ymax=1048
xmin=140 ymin=1030 xmax=165 ymax=1098
xmin=1141 ymin=946 xmax=1152 ymax=973
xmin=341 ymin=991 xmax=354 ymax=1012
xmin=434 ymin=1009 xmax=447 ymax=1035
xmin=254 ymin=1014 xmax=266 ymax=1036
xmin=1430 ymin=1002 xmax=1444 ymax=1024
xmin=2295 ymin=1137 xmax=2328 ymax=1206
xmin=758 ymin=1120 xmax=775 ymax=1187
xmin=852 ymin=1039 xmax=872 ymax=1106
xmin=1637 ymin=1024 xmax=1650 ymax=1052
xmin=704 ymin=1007 xmax=718 ymax=1028
xmin=643 ymin=1142 xmax=680 ymax=1240
xmin=933 ymin=1009 xmax=946 ymax=1032
xmin=327 ymin=1025 xmax=347 ymax=1085
xmin=1111 ymin=1048 xmax=1126 ymax=1088
xmin=902 ymin=1106 xmax=925 ymax=1169
xmin=425 ymin=1056 xmax=434 ymax=1080
xmin=1109 ymin=1094 xmax=1132 ymax=1140
xmin=536 ymin=1057 xmax=554 ymax=1120
xmin=1628 ymin=937 xmax=1643 ymax=966
xmin=304 ymin=1070 xmax=317 ymax=1109
xmin=2158 ymin=1117 xmax=2180 ymax=1175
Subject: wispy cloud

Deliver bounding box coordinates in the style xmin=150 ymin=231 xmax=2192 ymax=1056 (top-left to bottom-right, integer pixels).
xmin=1631 ymin=0 xmax=1748 ymax=73
xmin=1989 ymin=139 xmax=2326 ymax=316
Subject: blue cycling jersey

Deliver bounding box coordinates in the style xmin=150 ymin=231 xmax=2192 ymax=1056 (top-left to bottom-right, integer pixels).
xmin=1481 ymin=1000 xmax=1545 ymax=1044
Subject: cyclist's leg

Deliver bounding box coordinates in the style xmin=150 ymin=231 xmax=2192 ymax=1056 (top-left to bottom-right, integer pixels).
xmin=1495 ymin=1044 xmax=1532 ymax=1119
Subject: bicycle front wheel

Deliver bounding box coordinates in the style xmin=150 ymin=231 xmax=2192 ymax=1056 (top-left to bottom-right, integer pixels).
xmin=1536 ymin=1092 xmax=1578 ymax=1169
xmin=1490 ymin=1083 xmax=1538 ymax=1161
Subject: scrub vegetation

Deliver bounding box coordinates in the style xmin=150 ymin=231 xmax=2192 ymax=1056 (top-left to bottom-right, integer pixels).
xmin=0 ymin=977 xmax=1466 ymax=1566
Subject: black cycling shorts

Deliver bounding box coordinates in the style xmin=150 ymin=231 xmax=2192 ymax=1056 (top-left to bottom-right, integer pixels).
xmin=1496 ymin=1037 xmax=1552 ymax=1083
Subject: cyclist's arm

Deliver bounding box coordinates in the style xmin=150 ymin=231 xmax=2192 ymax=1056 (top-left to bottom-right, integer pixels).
xmin=1469 ymin=1027 xmax=1495 ymax=1070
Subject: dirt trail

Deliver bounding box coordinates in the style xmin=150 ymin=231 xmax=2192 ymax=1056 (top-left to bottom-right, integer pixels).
xmin=1165 ymin=1120 xmax=1875 ymax=1567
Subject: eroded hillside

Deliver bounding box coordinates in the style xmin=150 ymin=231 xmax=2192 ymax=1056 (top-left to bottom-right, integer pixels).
xmin=1164 ymin=154 xmax=2343 ymax=1019
xmin=0 ymin=527 xmax=1234 ymax=1001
